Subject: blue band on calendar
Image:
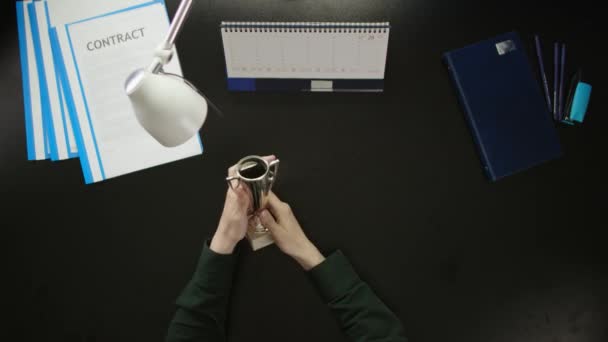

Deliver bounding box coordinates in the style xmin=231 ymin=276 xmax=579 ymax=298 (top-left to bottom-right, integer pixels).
xmin=227 ymin=78 xmax=385 ymax=92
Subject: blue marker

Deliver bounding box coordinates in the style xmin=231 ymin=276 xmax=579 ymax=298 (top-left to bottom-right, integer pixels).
xmin=534 ymin=35 xmax=552 ymax=112
xmin=558 ymin=44 xmax=566 ymax=120
xmin=553 ymin=42 xmax=559 ymax=120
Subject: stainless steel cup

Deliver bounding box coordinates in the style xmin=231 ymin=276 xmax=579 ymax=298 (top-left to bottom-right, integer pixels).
xmin=226 ymin=155 xmax=279 ymax=232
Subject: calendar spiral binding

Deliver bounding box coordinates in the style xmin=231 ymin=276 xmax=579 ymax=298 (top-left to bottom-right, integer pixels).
xmin=220 ymin=22 xmax=390 ymax=34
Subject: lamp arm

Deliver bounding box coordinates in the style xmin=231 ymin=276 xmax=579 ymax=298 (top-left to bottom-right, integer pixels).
xmin=148 ymin=0 xmax=194 ymax=73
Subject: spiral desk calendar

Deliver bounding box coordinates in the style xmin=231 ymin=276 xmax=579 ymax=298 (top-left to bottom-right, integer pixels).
xmin=220 ymin=22 xmax=390 ymax=92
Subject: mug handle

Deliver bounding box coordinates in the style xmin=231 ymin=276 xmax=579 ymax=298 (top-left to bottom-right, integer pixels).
xmin=226 ymin=175 xmax=240 ymax=190
xmin=267 ymin=159 xmax=280 ymax=189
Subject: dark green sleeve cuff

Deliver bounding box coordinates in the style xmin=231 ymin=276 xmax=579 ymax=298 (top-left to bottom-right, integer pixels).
xmin=191 ymin=240 xmax=239 ymax=290
xmin=308 ymin=250 xmax=361 ymax=302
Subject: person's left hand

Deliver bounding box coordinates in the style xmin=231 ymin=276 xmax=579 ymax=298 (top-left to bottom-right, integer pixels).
xmin=210 ymin=155 xmax=276 ymax=254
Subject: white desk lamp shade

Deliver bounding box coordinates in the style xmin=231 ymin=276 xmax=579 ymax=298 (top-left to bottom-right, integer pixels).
xmin=126 ymin=69 xmax=207 ymax=147
xmin=124 ymin=0 xmax=207 ymax=148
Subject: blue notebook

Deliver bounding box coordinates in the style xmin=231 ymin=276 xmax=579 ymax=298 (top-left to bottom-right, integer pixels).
xmin=443 ymin=32 xmax=561 ymax=181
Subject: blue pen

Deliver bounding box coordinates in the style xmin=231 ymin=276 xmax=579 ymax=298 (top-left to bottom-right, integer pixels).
xmin=534 ymin=35 xmax=552 ymax=112
xmin=553 ymin=43 xmax=559 ymax=120
xmin=558 ymin=44 xmax=566 ymax=120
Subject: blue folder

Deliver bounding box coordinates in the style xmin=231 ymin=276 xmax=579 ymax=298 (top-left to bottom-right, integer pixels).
xmin=443 ymin=32 xmax=562 ymax=181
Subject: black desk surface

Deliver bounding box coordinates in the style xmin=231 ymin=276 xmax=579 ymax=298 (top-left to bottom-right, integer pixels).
xmin=2 ymin=1 xmax=606 ymax=341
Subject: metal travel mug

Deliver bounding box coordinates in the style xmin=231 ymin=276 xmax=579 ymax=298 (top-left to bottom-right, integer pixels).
xmin=226 ymin=155 xmax=280 ymax=233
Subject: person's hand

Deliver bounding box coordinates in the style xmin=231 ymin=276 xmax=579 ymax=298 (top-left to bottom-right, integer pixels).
xmin=210 ymin=155 xmax=276 ymax=254
xmin=259 ymin=192 xmax=325 ymax=270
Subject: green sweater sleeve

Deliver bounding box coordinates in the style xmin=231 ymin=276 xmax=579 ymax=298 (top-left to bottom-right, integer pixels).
xmin=166 ymin=241 xmax=238 ymax=342
xmin=308 ymin=251 xmax=407 ymax=342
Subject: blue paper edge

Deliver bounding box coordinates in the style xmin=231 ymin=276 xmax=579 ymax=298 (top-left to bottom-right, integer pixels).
xmin=51 ymin=28 xmax=94 ymax=183
xmin=69 ymin=0 xmax=163 ymax=26
xmin=49 ymin=28 xmax=79 ymax=159
xmin=65 ymin=28 xmax=105 ymax=182
xmin=28 ymin=2 xmax=57 ymax=160
xmin=59 ymin=78 xmax=80 ymax=159
xmin=16 ymin=2 xmax=37 ymax=160
xmin=45 ymin=1 xmax=75 ymax=159
xmin=49 ymin=30 xmax=79 ymax=159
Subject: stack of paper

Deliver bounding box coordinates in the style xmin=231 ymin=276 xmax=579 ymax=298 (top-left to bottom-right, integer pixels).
xmin=16 ymin=0 xmax=203 ymax=184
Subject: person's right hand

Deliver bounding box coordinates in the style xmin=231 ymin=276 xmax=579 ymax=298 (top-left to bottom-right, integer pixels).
xmin=259 ymin=192 xmax=325 ymax=270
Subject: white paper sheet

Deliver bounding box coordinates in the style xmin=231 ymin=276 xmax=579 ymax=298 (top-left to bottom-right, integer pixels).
xmin=17 ymin=0 xmax=47 ymax=160
xmin=59 ymin=2 xmax=202 ymax=183
xmin=29 ymin=1 xmax=71 ymax=160
xmin=46 ymin=0 xmax=149 ymax=28
xmin=57 ymin=73 xmax=77 ymax=156
xmin=46 ymin=0 xmax=154 ymax=158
